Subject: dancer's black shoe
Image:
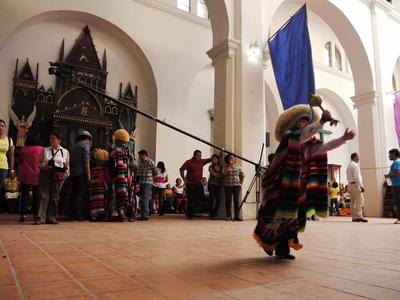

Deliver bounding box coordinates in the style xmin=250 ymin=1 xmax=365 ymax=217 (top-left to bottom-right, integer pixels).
xmin=276 ymin=253 xmax=296 ymax=260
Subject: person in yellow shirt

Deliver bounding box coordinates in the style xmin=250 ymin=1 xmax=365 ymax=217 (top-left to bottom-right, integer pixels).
xmin=0 ymin=120 xmax=15 ymax=185
xmin=329 ymin=182 xmax=340 ymax=216
xmin=163 ymin=184 xmax=174 ymax=213
xmin=0 ymin=119 xmax=15 ymax=213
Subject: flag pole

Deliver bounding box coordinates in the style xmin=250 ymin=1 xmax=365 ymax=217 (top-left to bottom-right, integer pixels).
xmin=268 ymin=4 xmax=307 ymax=41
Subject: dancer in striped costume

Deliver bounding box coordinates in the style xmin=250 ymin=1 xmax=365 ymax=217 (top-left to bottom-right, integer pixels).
xmin=254 ymin=104 xmax=355 ymax=259
xmin=89 ymin=149 xmax=110 ymax=220
xmin=110 ymin=129 xmax=135 ymax=222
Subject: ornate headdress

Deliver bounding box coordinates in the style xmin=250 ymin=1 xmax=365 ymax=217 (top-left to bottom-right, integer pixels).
xmin=113 ymin=129 xmax=130 ymax=143
xmin=275 ymin=104 xmax=319 ymax=142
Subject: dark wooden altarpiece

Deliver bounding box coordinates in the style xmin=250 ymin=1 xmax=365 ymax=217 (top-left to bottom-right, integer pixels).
xmin=10 ymin=25 xmax=138 ymax=149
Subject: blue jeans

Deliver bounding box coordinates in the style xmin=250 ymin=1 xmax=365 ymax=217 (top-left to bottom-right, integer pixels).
xmin=140 ymin=183 xmax=153 ymax=217
xmin=392 ymin=186 xmax=400 ymax=220
xmin=0 ymin=169 xmax=8 ymax=212
xmin=186 ymin=184 xmax=203 ymax=218
xmin=0 ymin=169 xmax=8 ymax=188
xmin=70 ymin=173 xmax=88 ymax=219
xmin=20 ymin=184 xmax=39 ymax=218
xmin=208 ymin=184 xmax=222 ymax=218
xmin=225 ymin=186 xmax=241 ymax=219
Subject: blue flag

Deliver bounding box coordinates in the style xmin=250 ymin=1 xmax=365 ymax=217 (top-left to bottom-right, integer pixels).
xmin=268 ymin=5 xmax=315 ymax=110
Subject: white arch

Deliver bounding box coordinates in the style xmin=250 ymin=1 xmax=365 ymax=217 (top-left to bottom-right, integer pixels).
xmin=316 ymin=88 xmax=357 ymax=133
xmin=0 ymin=10 xmax=158 ymax=108
xmin=204 ymin=0 xmax=230 ymax=47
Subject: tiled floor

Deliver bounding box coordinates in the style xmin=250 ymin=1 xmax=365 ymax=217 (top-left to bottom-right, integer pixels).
xmin=0 ymin=214 xmax=399 ymax=300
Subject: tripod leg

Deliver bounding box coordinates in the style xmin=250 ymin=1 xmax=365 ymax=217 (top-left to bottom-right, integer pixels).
xmin=238 ymin=174 xmax=257 ymax=212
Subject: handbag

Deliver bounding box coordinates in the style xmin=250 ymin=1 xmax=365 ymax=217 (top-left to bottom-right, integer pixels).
xmin=48 ymin=148 xmax=67 ymax=180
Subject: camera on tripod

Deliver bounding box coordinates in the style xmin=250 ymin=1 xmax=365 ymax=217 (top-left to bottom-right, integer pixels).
xmin=48 ymin=61 xmax=74 ymax=77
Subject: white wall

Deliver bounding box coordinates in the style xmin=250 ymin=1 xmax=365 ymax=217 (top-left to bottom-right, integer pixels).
xmin=0 ymin=19 xmax=156 ymax=157
xmin=0 ymin=0 xmax=213 ymax=184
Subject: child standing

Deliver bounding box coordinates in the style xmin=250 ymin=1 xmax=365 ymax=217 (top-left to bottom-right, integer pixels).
xmin=89 ymin=149 xmax=110 ymax=221
xmin=329 ymin=182 xmax=340 ymax=216
xmin=163 ymin=184 xmax=174 ymax=213
xmin=173 ymin=178 xmax=186 ymax=214
xmin=152 ymin=161 xmax=168 ymax=216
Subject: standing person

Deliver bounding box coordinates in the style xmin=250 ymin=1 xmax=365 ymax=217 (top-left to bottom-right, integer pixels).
xmin=0 ymin=120 xmax=14 ymax=208
xmin=38 ymin=132 xmax=69 ymax=224
xmin=173 ymin=178 xmax=186 ymax=214
xmin=346 ymin=153 xmax=368 ymax=222
xmin=208 ymin=154 xmax=223 ymax=219
xmin=329 ymin=182 xmax=341 ymax=216
xmin=254 ymin=104 xmax=355 ymax=259
xmin=110 ymin=129 xmax=135 ymax=222
xmin=89 ymin=149 xmax=110 ymax=221
xmin=152 ymin=161 xmax=168 ymax=216
xmin=163 ymin=184 xmax=175 ymax=213
xmin=17 ymin=132 xmax=43 ymax=222
xmin=69 ymin=129 xmax=92 ymax=220
xmin=137 ymin=149 xmax=156 ymax=221
xmin=384 ymin=148 xmax=400 ymax=224
xmin=179 ymin=150 xmax=212 ymax=219
xmin=223 ymin=154 xmax=245 ymax=221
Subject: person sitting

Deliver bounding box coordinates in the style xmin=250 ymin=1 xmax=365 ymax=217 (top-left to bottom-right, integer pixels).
xmin=3 ymin=170 xmax=20 ymax=213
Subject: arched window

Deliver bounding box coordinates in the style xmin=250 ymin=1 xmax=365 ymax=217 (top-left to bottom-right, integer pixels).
xmin=197 ymin=0 xmax=208 ymax=19
xmin=335 ymin=46 xmax=343 ymax=71
xmin=323 ymin=42 xmax=332 ymax=67
xmin=177 ymin=0 xmax=190 ymax=12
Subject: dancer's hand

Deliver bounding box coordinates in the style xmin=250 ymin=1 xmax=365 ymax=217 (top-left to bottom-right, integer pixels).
xmin=320 ymin=110 xmax=332 ymax=124
xmin=342 ymin=128 xmax=355 ymax=141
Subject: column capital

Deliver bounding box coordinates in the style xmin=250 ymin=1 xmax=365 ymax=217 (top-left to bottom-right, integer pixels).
xmin=351 ymin=90 xmax=380 ymax=109
xmin=207 ymin=38 xmax=241 ymax=66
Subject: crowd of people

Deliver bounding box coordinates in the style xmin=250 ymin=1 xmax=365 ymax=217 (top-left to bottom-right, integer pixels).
xmin=0 ymin=119 xmax=246 ymax=224
xmin=1 ymin=110 xmax=399 ymax=238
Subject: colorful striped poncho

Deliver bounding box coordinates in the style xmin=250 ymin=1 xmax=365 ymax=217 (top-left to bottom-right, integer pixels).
xmin=254 ymin=132 xmax=328 ymax=252
xmin=110 ymin=145 xmax=134 ymax=213
xmin=89 ymin=164 xmax=110 ymax=217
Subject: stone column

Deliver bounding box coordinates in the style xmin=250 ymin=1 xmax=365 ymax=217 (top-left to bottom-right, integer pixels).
xmin=207 ymin=39 xmax=241 ymax=153
xmin=351 ymin=91 xmax=384 ymax=217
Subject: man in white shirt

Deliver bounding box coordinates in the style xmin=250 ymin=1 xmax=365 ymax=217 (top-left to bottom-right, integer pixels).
xmin=346 ymin=153 xmax=368 ymax=222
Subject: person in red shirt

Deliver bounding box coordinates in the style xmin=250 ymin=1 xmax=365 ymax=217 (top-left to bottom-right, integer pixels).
xmin=179 ymin=150 xmax=211 ymax=219
xmin=18 ymin=132 xmax=44 ymax=222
